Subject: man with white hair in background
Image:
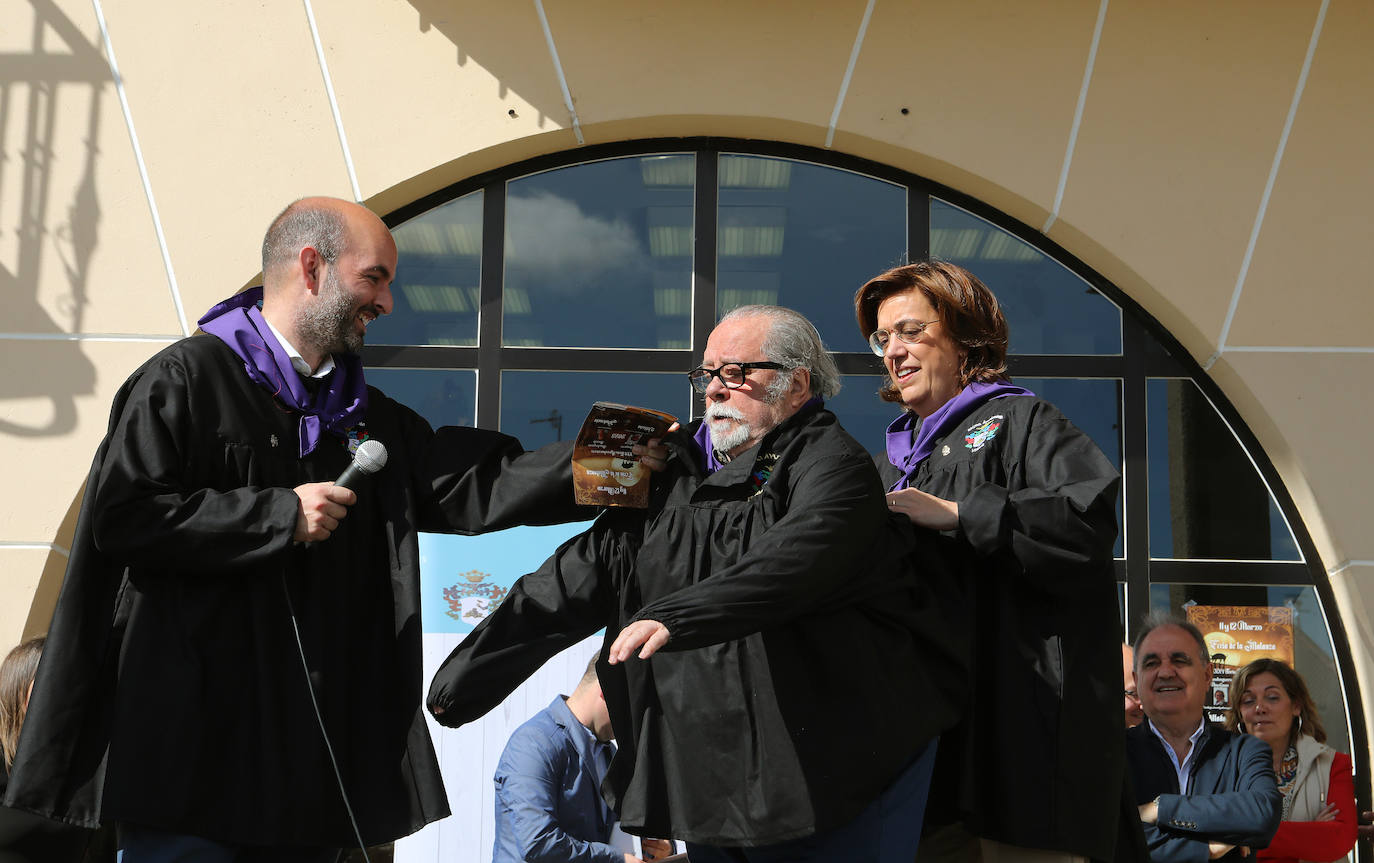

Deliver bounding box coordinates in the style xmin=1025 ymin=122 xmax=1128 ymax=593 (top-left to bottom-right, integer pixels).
xmin=429 ymin=304 xmax=970 ymax=862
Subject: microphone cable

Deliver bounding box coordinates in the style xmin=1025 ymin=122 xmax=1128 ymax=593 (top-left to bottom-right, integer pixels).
xmin=281 ymin=573 xmax=372 ymax=863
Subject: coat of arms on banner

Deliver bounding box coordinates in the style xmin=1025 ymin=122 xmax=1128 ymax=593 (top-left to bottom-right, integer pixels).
xmin=443 ymin=570 xmax=509 ymax=623
xmin=964 ymin=415 xmax=1005 ymax=452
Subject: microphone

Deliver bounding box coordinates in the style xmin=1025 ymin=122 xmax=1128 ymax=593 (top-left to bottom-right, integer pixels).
xmin=336 ymin=439 xmax=388 ymax=491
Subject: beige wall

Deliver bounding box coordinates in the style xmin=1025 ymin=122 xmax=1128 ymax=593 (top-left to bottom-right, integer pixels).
xmin=4 ymin=0 xmax=1370 ymax=760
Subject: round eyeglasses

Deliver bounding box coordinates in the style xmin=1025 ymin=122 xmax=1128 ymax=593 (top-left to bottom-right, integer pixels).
xmin=687 ymin=361 xmax=787 ymax=393
xmin=867 ymin=320 xmax=939 ymax=356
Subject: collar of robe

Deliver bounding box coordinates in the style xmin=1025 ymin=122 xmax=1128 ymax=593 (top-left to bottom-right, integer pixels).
xmin=198 ymin=286 xmax=368 ymax=457
xmin=885 ymin=379 xmax=1035 ymax=491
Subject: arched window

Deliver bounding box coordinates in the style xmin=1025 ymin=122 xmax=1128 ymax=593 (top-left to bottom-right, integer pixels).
xmin=369 ymin=140 xmax=1363 ymax=861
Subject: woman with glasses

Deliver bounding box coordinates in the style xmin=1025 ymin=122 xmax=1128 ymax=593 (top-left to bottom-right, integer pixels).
xmin=1225 ymin=659 xmax=1357 ymax=863
xmin=853 ymin=261 xmax=1131 ymax=863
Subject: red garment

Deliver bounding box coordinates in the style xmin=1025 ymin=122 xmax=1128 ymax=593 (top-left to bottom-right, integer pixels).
xmin=1257 ymin=752 xmax=1357 ymax=863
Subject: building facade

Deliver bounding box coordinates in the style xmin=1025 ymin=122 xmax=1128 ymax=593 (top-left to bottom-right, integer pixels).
xmin=3 ymin=0 xmax=1370 ymax=855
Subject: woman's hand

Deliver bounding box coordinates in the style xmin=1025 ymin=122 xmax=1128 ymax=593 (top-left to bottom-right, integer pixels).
xmin=886 ymin=487 xmax=959 ymax=530
xmin=1315 ymin=802 xmax=1340 ymax=822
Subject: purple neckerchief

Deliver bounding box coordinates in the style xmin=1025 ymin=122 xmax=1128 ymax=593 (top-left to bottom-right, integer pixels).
xmin=886 ymin=380 xmax=1034 ymax=491
xmin=691 ymin=396 xmax=824 ymax=474
xmin=197 ymin=287 xmax=368 ymax=457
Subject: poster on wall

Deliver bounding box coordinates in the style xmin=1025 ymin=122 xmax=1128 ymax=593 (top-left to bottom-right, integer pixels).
xmin=1184 ymin=605 xmax=1294 ymax=723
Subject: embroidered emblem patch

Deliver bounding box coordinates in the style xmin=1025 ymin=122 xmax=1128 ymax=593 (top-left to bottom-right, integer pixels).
xmin=345 ymin=424 xmax=372 ymax=455
xmin=749 ymin=451 xmax=782 ymax=496
xmin=964 ymin=415 xmax=1005 ymax=453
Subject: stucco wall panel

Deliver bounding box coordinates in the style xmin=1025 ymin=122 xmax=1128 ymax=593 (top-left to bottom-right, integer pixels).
xmin=541 ymin=0 xmax=866 ymax=141
xmin=317 ymin=0 xmax=575 ymax=201
xmin=0 ymin=338 xmax=170 ymax=542
xmin=94 ymin=1 xmax=353 ymax=320
xmin=0 ymin=548 xmax=59 ymax=648
xmin=1053 ymin=0 xmax=1321 ymax=352
xmin=1221 ymin=350 xmax=1374 ymax=567
xmin=840 ymin=0 xmax=1100 ymax=215
xmin=1327 ymin=564 xmax=1374 ymax=762
xmin=1222 ymin=0 xmax=1374 ymax=348
xmin=2 ymin=0 xmax=181 ymax=337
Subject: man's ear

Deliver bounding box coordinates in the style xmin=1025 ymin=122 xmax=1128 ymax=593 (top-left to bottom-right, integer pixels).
xmin=789 ymin=367 xmax=812 ymax=409
xmin=299 ymin=246 xmax=323 ymax=294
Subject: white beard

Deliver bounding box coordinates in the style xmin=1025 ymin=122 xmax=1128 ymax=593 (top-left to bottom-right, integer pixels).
xmin=703 ymin=402 xmax=754 ymax=454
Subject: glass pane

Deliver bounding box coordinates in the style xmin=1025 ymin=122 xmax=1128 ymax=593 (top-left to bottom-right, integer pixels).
xmin=717 ymin=155 xmax=905 ymax=353
xmin=504 ymin=156 xmax=694 ymax=349
xmin=1147 ymin=379 xmax=1301 ymax=561
xmin=370 ymin=191 xmax=482 ymax=346
xmin=501 ymin=371 xmax=688 ymax=449
xmin=1148 ymin=584 xmax=1347 ymax=752
xmin=931 ymin=199 xmax=1121 ymax=355
xmin=1016 ymin=378 xmax=1123 ymax=557
xmin=364 ymin=368 xmax=476 ymax=429
xmin=827 ymin=373 xmax=901 ymax=457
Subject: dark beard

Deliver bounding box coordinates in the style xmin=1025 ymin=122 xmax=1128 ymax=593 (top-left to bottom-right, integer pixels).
xmin=296 ymin=268 xmax=363 ymax=357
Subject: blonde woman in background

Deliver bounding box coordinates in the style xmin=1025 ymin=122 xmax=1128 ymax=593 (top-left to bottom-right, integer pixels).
xmin=1226 ymin=659 xmax=1357 ymax=863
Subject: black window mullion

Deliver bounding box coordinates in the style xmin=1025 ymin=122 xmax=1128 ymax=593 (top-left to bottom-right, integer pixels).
xmin=690 ymin=151 xmax=719 ymax=422
xmin=907 ymin=187 xmax=930 ymax=263
xmin=476 ymin=180 xmax=506 ymax=431
xmin=1145 ymin=560 xmax=1312 ymax=585
xmin=1122 ymin=316 xmax=1151 ymax=637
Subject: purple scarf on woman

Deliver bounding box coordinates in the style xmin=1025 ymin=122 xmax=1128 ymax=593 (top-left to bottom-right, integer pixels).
xmin=886 ymin=380 xmax=1034 ymax=491
xmin=197 ymin=287 xmax=368 ymax=457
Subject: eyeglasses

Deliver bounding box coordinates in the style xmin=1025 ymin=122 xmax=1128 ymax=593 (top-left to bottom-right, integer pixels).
xmin=868 ymin=320 xmax=939 ymax=356
xmin=687 ymin=361 xmax=787 ymax=393
xmin=1124 ymin=689 xmax=1140 ymax=702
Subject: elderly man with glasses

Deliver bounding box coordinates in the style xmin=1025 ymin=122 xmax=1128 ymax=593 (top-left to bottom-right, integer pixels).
xmin=428 ymin=304 xmax=969 ymax=863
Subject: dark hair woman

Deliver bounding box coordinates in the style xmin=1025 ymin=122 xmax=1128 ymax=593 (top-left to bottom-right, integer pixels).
xmin=0 ymin=637 xmax=44 ymax=771
xmin=2 ymin=636 xmax=113 ymax=862
xmin=855 ymin=260 xmax=1129 ymax=861
xmin=1226 ymin=659 xmax=1357 ymax=863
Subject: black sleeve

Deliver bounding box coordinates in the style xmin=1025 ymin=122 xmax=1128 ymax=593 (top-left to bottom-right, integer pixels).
xmin=630 ymin=453 xmax=895 ymax=650
xmin=90 ymin=356 xmax=300 ymax=574
xmin=956 ymin=401 xmax=1120 ymax=599
xmin=408 ymin=423 xmax=601 ymax=535
xmin=1150 ymin=738 xmax=1283 ymax=856
xmin=425 ymin=515 xmax=631 ymax=726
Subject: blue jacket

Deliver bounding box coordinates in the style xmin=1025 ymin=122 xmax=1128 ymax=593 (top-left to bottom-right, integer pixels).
xmin=493 ymin=696 xmax=621 ymax=863
xmin=1126 ymin=720 xmax=1282 ymax=863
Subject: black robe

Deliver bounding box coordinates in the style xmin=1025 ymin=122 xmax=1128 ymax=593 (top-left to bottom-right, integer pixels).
xmin=430 ymin=404 xmax=971 ymax=847
xmin=879 ymin=395 xmax=1131 ymax=861
xmin=2 ymin=334 xmax=588 ymax=848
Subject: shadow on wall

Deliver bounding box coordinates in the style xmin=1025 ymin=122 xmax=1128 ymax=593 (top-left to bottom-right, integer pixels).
xmin=403 ymin=0 xmax=570 ymax=131
xmin=0 ymin=0 xmax=108 ymax=438
xmin=22 ymin=485 xmax=85 ymax=638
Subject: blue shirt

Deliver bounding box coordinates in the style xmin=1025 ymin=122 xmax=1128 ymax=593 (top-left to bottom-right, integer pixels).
xmin=492 ymin=696 xmax=621 ymax=863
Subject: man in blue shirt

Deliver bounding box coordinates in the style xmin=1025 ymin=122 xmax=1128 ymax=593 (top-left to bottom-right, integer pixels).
xmin=494 ymin=658 xmax=671 ymax=863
